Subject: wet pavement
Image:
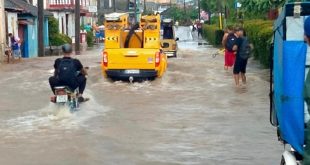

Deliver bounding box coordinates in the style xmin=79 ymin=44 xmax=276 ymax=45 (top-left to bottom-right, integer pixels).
xmin=0 ymin=27 xmax=282 ymax=164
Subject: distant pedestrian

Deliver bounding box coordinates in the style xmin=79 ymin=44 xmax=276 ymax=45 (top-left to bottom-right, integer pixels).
xmin=197 ymin=21 xmax=203 ymax=38
xmin=192 ymin=22 xmax=196 ymax=32
xmin=232 ymin=27 xmax=251 ymax=86
xmin=8 ymin=33 xmax=21 ymax=60
xmin=84 ymin=23 xmax=92 ymax=32
xmin=222 ymin=26 xmax=235 ymax=70
xmin=175 ymin=21 xmax=179 ymax=29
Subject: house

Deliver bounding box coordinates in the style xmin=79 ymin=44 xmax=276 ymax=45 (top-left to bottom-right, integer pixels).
xmin=46 ymin=0 xmax=93 ymax=39
xmin=5 ymin=0 xmax=51 ymax=58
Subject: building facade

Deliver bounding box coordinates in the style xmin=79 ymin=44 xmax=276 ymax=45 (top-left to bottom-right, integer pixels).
xmin=46 ymin=0 xmax=93 ymax=38
xmin=5 ymin=0 xmax=50 ymax=58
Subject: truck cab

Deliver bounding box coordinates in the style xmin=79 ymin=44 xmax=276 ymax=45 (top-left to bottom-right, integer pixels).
xmin=102 ymin=13 xmax=167 ymax=81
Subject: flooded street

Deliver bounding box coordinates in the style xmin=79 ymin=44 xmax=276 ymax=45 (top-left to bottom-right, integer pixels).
xmin=0 ymin=27 xmax=281 ymax=164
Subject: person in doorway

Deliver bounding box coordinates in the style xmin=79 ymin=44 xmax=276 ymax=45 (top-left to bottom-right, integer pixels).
xmin=222 ymin=25 xmax=235 ymax=70
xmin=49 ymin=44 xmax=89 ymax=102
xmin=8 ymin=33 xmax=21 ymax=60
xmin=232 ymin=27 xmax=250 ymax=87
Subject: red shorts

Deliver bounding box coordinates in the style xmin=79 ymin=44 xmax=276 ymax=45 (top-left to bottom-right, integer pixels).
xmin=224 ymin=50 xmax=235 ymax=67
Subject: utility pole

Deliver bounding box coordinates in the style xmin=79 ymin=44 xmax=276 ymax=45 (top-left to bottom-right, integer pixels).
xmin=75 ymin=0 xmax=80 ymax=55
xmin=198 ymin=0 xmax=200 ymax=20
xmin=113 ymin=0 xmax=116 ymax=12
xmin=170 ymin=0 xmax=172 ymax=8
xmin=0 ymin=0 xmax=6 ymax=62
xmin=97 ymin=0 xmax=100 ymax=22
xmin=183 ymin=0 xmax=186 ymax=14
xmin=144 ymin=0 xmax=146 ymax=14
xmin=134 ymin=0 xmax=137 ymax=22
xmin=127 ymin=0 xmax=130 ymax=11
xmin=38 ymin=0 xmax=44 ymax=57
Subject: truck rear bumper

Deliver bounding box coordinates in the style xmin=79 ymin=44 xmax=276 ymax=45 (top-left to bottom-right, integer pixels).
xmin=106 ymin=69 xmax=158 ymax=79
xmin=164 ymin=51 xmax=177 ymax=58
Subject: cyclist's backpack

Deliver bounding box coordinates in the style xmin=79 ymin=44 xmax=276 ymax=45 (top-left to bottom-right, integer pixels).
xmin=239 ymin=37 xmax=252 ymax=60
xmin=225 ymin=33 xmax=237 ymax=52
xmin=57 ymin=59 xmax=77 ymax=83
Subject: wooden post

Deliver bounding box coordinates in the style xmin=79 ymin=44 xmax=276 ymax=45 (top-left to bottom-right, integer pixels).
xmin=75 ymin=0 xmax=80 ymax=55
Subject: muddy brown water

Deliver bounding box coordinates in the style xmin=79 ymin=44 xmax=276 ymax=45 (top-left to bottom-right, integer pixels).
xmin=0 ymin=27 xmax=281 ymax=165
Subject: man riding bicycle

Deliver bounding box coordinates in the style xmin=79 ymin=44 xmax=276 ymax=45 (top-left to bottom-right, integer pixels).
xmin=49 ymin=44 xmax=89 ymax=102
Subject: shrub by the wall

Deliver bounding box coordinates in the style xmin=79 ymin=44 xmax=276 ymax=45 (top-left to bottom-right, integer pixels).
xmin=48 ymin=17 xmax=72 ymax=46
xmin=203 ymin=19 xmax=273 ymax=68
xmin=202 ymin=24 xmax=224 ymax=46
xmin=87 ymin=31 xmax=94 ymax=47
xmin=244 ymin=20 xmax=273 ymax=67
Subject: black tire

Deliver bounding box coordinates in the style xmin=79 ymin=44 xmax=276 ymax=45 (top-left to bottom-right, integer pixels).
xmin=270 ymin=91 xmax=278 ymax=127
xmin=174 ymin=52 xmax=177 ymax=58
xmin=280 ymin=156 xmax=285 ymax=165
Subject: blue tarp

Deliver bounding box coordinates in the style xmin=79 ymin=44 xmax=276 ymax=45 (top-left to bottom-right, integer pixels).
xmin=275 ymin=41 xmax=307 ymax=154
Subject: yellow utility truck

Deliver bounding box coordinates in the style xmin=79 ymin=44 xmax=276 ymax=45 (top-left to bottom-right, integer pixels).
xmin=160 ymin=18 xmax=179 ymax=58
xmin=101 ymin=13 xmax=167 ymax=81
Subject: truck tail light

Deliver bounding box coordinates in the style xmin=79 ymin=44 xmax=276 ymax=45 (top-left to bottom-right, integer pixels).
xmin=172 ymin=44 xmax=177 ymax=50
xmin=103 ymin=51 xmax=108 ymax=67
xmin=155 ymin=52 xmax=161 ymax=67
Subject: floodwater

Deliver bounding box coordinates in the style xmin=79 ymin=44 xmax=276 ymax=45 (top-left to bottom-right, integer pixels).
xmin=0 ymin=27 xmax=281 ymax=165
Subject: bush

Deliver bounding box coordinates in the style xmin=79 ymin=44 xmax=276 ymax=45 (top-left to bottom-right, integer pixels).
xmin=86 ymin=31 xmax=94 ymax=47
xmin=48 ymin=16 xmax=72 ymax=46
xmin=202 ymin=24 xmax=224 ymax=46
xmin=244 ymin=20 xmax=273 ymax=67
xmin=49 ymin=33 xmax=72 ymax=46
xmin=203 ymin=19 xmax=273 ymax=68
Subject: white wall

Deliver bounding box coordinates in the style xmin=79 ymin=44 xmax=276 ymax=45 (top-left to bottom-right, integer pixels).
xmin=52 ymin=12 xmax=75 ymax=38
xmin=68 ymin=13 xmax=75 ymax=38
xmin=7 ymin=12 xmax=18 ymax=36
xmin=31 ymin=0 xmax=47 ymax=8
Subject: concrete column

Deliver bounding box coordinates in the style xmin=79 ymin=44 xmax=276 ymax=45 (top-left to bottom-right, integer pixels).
xmin=0 ymin=0 xmax=6 ymax=62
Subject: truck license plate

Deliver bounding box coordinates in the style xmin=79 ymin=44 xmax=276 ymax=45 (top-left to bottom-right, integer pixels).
xmin=56 ymin=95 xmax=68 ymax=103
xmin=125 ymin=70 xmax=140 ymax=74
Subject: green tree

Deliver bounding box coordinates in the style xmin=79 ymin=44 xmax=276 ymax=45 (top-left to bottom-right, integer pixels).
xmin=239 ymin=0 xmax=286 ymax=19
xmin=48 ymin=17 xmax=72 ymax=46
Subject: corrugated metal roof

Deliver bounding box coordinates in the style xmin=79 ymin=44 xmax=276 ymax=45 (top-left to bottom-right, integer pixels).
xmin=4 ymin=0 xmax=23 ymax=11
xmin=5 ymin=0 xmax=53 ymax=16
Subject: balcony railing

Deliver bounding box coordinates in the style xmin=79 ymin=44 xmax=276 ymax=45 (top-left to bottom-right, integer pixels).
xmin=48 ymin=0 xmax=90 ymax=9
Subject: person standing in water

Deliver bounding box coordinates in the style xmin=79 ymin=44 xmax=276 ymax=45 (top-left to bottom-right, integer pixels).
xmin=222 ymin=26 xmax=235 ymax=70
